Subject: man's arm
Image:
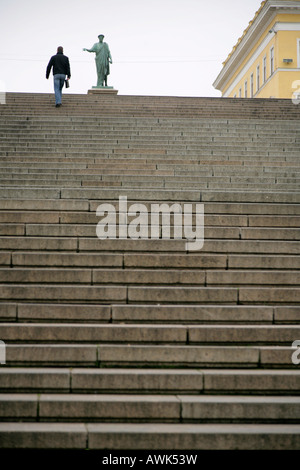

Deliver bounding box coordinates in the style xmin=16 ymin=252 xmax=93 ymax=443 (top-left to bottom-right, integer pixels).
xmin=46 ymin=56 xmax=53 ymax=79
xmin=66 ymin=57 xmax=71 ymax=79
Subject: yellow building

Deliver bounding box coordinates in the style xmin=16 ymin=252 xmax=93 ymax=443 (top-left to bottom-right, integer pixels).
xmin=213 ymin=0 xmax=300 ymax=99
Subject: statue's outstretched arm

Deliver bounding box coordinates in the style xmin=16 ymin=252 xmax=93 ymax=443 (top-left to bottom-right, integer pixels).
xmin=83 ymin=48 xmax=93 ymax=52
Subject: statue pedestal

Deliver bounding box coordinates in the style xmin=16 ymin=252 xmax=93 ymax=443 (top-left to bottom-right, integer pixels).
xmin=88 ymin=87 xmax=118 ymax=95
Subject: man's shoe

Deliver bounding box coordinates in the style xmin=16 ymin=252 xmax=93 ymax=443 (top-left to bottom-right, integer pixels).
xmin=55 ymin=104 xmax=61 ymax=108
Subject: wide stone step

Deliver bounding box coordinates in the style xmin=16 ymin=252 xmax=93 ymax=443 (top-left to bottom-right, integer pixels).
xmin=1 ymin=187 xmax=295 ymax=204
xmin=18 ymin=224 xmax=240 ymax=240
xmin=0 ymin=394 xmax=299 ymax=423
xmin=1 ymin=199 xmax=299 ymax=215
xmin=8 ymin=140 xmax=293 ymax=151
xmin=3 ymin=343 xmax=296 ymax=367
xmin=0 ymin=209 xmax=290 ymax=228
xmin=2 ymin=180 xmax=299 ymax=192
xmin=10 ymin=224 xmax=300 ymax=242
xmin=2 ymin=152 xmax=297 ymax=164
xmin=3 ymin=105 xmax=299 ymax=119
xmin=0 ymin=284 xmax=299 ymax=303
xmin=3 ymin=147 xmax=297 ymax=158
xmin=7 ymin=211 xmax=298 ymax=227
xmin=0 ymin=303 xmax=298 ymax=324
xmin=1 ymin=117 xmax=297 ymax=129
xmin=1 ymin=117 xmax=296 ymax=127
xmin=2 ymin=152 xmax=299 ymax=164
xmin=1 ymin=180 xmax=300 ymax=193
xmin=1 ymin=237 xmax=299 ymax=255
xmin=1 ymin=120 xmax=297 ymax=132
xmin=9 ymin=252 xmax=300 ymax=270
xmin=0 ymin=130 xmax=297 ymax=140
xmin=3 ymin=110 xmax=296 ymax=122
xmin=0 ymin=222 xmax=281 ymax=239
xmin=1 ymin=323 xmax=299 ymax=344
xmin=3 ymin=266 xmax=299 ymax=286
xmin=1 ymin=368 xmax=299 ymax=394
xmin=1 ymin=131 xmax=298 ymax=144
xmin=1 ymin=128 xmax=296 ymax=139
xmin=0 ymin=422 xmax=299 ymax=449
xmin=2 ymin=174 xmax=299 ymax=187
xmin=2 ymin=147 xmax=297 ymax=159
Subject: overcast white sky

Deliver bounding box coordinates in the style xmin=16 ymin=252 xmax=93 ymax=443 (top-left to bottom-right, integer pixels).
xmin=0 ymin=0 xmax=262 ymax=97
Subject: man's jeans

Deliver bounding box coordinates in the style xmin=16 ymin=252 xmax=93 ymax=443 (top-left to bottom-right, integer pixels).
xmin=53 ymin=74 xmax=66 ymax=105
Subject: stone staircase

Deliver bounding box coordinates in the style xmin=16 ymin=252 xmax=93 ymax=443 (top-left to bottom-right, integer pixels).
xmin=0 ymin=92 xmax=299 ymax=450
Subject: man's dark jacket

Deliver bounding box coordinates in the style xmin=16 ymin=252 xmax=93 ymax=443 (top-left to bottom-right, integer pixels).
xmin=46 ymin=52 xmax=71 ymax=79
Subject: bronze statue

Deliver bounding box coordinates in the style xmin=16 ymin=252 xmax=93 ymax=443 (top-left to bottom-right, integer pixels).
xmin=83 ymin=34 xmax=112 ymax=87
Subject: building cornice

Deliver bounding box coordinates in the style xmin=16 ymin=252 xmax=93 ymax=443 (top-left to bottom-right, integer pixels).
xmin=213 ymin=0 xmax=300 ymax=91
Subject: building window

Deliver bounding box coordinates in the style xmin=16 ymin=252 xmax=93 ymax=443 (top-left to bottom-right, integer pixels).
xmin=263 ymin=56 xmax=267 ymax=82
xmin=256 ymin=65 xmax=260 ymax=91
xmin=250 ymin=73 xmax=254 ymax=97
xmin=239 ymin=88 xmax=242 ymax=98
xmin=244 ymin=80 xmax=248 ymax=98
xmin=270 ymin=46 xmax=274 ymax=75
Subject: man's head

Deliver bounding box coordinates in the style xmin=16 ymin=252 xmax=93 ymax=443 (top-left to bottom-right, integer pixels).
xmin=98 ymin=34 xmax=104 ymax=41
xmin=57 ymin=46 xmax=63 ymax=53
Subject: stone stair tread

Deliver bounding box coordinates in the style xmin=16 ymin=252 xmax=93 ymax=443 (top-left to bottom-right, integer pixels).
xmin=5 ymin=302 xmax=295 ymax=324
xmin=8 ymin=253 xmax=300 ymax=270
xmin=0 ymin=284 xmax=299 ymax=303
xmin=1 ymin=323 xmax=299 ymax=343
xmin=0 ymin=393 xmax=299 ymax=423
xmin=0 ymin=422 xmax=299 ymax=449
xmin=0 ymin=268 xmax=299 ymax=286
xmin=1 ymin=367 xmax=299 ymax=393
xmin=3 ymin=343 xmax=297 ymax=368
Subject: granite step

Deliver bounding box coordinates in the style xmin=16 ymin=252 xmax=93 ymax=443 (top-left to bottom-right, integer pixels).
xmin=2 ymin=343 xmax=297 ymax=368
xmin=1 ymin=368 xmax=299 ymax=394
xmin=0 ymin=421 xmax=300 ymax=449
xmin=1 ymin=323 xmax=299 ymax=344
xmin=0 ymin=303 xmax=298 ymax=324
xmin=0 ymin=268 xmax=298 ymax=286
xmin=0 ymin=394 xmax=299 ymax=423
xmin=8 ymin=252 xmax=300 ymax=270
